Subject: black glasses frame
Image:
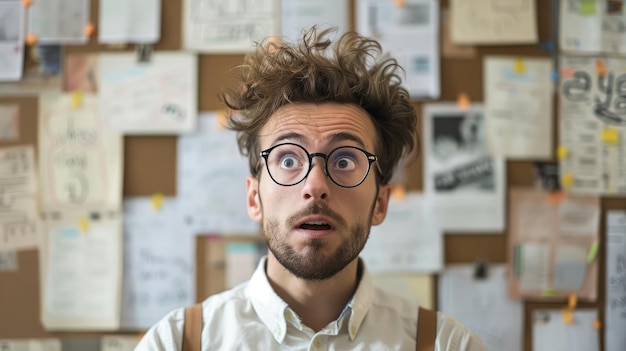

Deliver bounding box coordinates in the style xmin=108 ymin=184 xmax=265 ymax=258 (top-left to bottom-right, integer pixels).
xmin=259 ymin=142 xmax=379 ymax=188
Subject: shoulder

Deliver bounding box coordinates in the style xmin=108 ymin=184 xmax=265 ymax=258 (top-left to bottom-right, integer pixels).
xmin=134 ymin=283 xmax=251 ymax=351
xmin=435 ymin=312 xmax=487 ymax=351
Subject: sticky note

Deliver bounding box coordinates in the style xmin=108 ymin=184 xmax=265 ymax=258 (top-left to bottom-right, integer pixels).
xmin=557 ymin=145 xmax=569 ymax=159
xmin=602 ymin=128 xmax=619 ymax=144
xmin=514 ymin=58 xmax=525 ymax=74
xmin=547 ymin=191 xmax=567 ymax=205
xmin=541 ymin=288 xmax=556 ymax=297
xmin=391 ymin=185 xmax=406 ymax=201
xmin=151 ymin=193 xmax=164 ymax=210
xmin=78 ymin=217 xmax=89 ymax=233
xmin=580 ymin=0 xmax=596 ymax=15
xmin=562 ymin=173 xmax=573 ymax=187
xmin=596 ymin=59 xmax=607 ymax=77
xmin=84 ymin=23 xmax=95 ymax=37
xmin=568 ymin=293 xmax=578 ymax=309
xmin=25 ymin=34 xmax=37 ymax=45
xmin=457 ymin=93 xmax=470 ymax=110
xmin=72 ymin=91 xmax=82 ymax=107
xmin=593 ymin=319 xmax=601 ymax=329
xmin=562 ymin=309 xmax=574 ymax=324
xmin=586 ymin=241 xmax=599 ymax=263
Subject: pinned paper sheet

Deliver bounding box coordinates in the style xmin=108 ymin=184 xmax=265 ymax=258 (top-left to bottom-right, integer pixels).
xmin=79 ymin=217 xmax=89 ymax=233
xmin=557 ymin=145 xmax=569 ymax=159
xmin=26 ymin=33 xmax=37 ymax=45
xmin=602 ymin=128 xmax=619 ymax=144
xmin=457 ymin=93 xmax=470 ymax=110
xmin=596 ymin=59 xmax=607 ymax=77
xmin=84 ymin=23 xmax=95 ymax=37
xmin=586 ymin=241 xmax=599 ymax=263
xmin=514 ymin=58 xmax=525 ymax=74
xmin=569 ymin=293 xmax=578 ymax=309
xmin=562 ymin=309 xmax=574 ymax=324
xmin=150 ymin=193 xmax=164 ymax=210
xmin=562 ymin=173 xmax=574 ymax=187
xmin=391 ymin=185 xmax=406 ymax=201
xmin=72 ymin=91 xmax=82 ymax=107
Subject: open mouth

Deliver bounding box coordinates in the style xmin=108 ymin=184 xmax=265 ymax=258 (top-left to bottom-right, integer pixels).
xmin=299 ymin=221 xmax=332 ymax=230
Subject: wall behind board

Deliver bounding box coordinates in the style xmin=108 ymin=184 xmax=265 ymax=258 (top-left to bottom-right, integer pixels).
xmin=0 ymin=1 xmax=624 ymax=350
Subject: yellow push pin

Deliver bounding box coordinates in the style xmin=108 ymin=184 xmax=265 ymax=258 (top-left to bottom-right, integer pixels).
xmin=151 ymin=193 xmax=164 ymax=210
xmin=72 ymin=91 xmax=82 ymax=108
xmin=78 ymin=217 xmax=89 ymax=233
xmin=602 ymin=128 xmax=619 ymax=145
xmin=557 ymin=145 xmax=568 ymax=159
xmin=514 ymin=58 xmax=525 ymax=74
xmin=561 ymin=173 xmax=574 ymax=188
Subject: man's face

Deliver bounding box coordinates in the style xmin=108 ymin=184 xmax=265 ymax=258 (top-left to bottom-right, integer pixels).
xmin=246 ymin=103 xmax=390 ymax=280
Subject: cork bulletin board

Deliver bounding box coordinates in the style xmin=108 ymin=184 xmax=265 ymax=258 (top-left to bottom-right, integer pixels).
xmin=0 ymin=1 xmax=623 ymax=350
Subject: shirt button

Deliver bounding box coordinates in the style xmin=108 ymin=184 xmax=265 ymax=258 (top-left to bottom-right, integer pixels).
xmin=314 ymin=338 xmax=322 ymax=348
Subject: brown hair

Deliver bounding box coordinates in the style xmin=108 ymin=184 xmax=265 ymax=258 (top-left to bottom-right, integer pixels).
xmin=221 ymin=26 xmax=418 ymax=184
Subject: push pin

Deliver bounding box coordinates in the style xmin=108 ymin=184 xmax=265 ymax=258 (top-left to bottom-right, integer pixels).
xmin=473 ymin=257 xmax=489 ymax=280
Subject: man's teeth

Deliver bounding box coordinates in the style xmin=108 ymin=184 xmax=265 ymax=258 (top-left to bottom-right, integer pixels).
xmin=305 ymin=221 xmax=327 ymax=225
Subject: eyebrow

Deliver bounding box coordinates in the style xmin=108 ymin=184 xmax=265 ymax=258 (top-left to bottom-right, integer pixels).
xmin=270 ymin=132 xmax=368 ymax=149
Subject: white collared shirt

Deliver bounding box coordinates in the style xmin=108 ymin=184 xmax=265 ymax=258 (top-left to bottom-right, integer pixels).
xmin=135 ymin=257 xmax=486 ymax=351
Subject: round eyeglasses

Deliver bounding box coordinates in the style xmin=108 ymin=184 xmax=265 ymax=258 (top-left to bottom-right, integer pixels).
xmin=259 ymin=143 xmax=379 ymax=188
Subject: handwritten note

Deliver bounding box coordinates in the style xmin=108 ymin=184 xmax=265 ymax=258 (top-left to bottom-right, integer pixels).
xmin=27 ymin=0 xmax=90 ymax=44
xmin=98 ymin=0 xmax=161 ymax=44
xmin=38 ymin=93 xmax=123 ymax=212
xmin=99 ymin=52 xmax=197 ymax=134
xmin=281 ymin=0 xmax=348 ymax=42
xmin=121 ymin=197 xmax=195 ymax=329
xmin=606 ymin=211 xmax=626 ymax=351
xmin=182 ymin=0 xmax=279 ymax=53
xmin=450 ymin=0 xmax=538 ymax=44
xmin=41 ymin=214 xmax=122 ymax=330
xmin=0 ymin=146 xmax=41 ymax=251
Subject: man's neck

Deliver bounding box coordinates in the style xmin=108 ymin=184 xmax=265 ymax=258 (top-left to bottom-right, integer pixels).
xmin=265 ymin=254 xmax=360 ymax=332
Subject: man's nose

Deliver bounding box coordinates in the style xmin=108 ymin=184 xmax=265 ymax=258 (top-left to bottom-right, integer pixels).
xmin=301 ymin=156 xmax=330 ymax=200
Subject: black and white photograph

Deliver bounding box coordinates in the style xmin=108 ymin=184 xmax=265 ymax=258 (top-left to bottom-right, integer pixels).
xmin=423 ymin=103 xmax=505 ymax=233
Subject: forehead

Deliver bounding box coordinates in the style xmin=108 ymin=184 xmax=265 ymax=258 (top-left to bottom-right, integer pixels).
xmin=259 ymin=103 xmax=378 ymax=150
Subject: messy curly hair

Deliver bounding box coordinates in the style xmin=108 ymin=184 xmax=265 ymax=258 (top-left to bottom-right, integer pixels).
xmin=221 ymin=26 xmax=418 ymax=185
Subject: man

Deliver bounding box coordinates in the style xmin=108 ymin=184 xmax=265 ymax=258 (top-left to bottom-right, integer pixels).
xmin=135 ymin=27 xmax=486 ymax=350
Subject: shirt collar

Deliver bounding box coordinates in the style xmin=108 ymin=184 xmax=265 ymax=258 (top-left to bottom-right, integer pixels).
xmin=247 ymin=256 xmax=376 ymax=343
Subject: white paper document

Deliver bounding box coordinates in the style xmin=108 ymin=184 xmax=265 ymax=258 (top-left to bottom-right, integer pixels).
xmin=360 ymin=192 xmax=442 ymax=273
xmin=356 ymin=0 xmax=440 ymax=99
xmin=0 ymin=339 xmax=62 ymax=351
xmin=281 ymin=0 xmax=349 ymax=43
xmin=38 ymin=93 xmax=123 ymax=212
xmin=606 ymin=210 xmax=626 ymax=351
xmin=121 ymin=197 xmax=195 ymax=329
xmin=560 ymin=0 xmax=626 ymax=54
xmin=0 ymin=1 xmax=25 ymax=81
xmin=27 ymin=0 xmax=90 ymax=44
xmin=182 ymin=0 xmax=279 ymax=53
xmin=99 ymin=52 xmax=197 ymax=134
xmin=450 ymin=0 xmax=538 ymax=44
xmin=439 ymin=265 xmax=523 ymax=351
xmin=177 ymin=112 xmax=259 ymax=235
xmin=532 ymin=309 xmax=599 ymax=351
xmin=98 ymin=0 xmax=161 ymax=44
xmin=423 ymin=103 xmax=505 ymax=232
xmin=41 ymin=214 xmax=122 ymax=330
xmin=0 ymin=146 xmax=41 ymax=252
xmin=484 ymin=56 xmax=553 ymax=159
xmin=559 ymin=56 xmax=626 ymax=195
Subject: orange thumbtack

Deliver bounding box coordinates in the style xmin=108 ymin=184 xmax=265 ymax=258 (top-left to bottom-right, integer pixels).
xmin=562 ymin=309 xmax=574 ymax=324
xmin=392 ymin=185 xmax=406 ymax=201
xmin=22 ymin=0 xmax=32 ymax=7
xmin=84 ymin=23 xmax=95 ymax=37
xmin=25 ymin=34 xmax=37 ymax=46
xmin=547 ymin=191 xmax=567 ymax=205
xmin=457 ymin=93 xmax=470 ymax=110
xmin=560 ymin=67 xmax=574 ymax=78
xmin=593 ymin=319 xmax=601 ymax=329
xmin=568 ymin=293 xmax=578 ymax=309
xmin=394 ymin=0 xmax=406 ymax=6
xmin=596 ymin=59 xmax=607 ymax=77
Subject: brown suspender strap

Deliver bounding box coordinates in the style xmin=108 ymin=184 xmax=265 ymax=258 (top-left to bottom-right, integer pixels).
xmin=416 ymin=307 xmax=437 ymax=351
xmin=182 ymin=303 xmax=203 ymax=351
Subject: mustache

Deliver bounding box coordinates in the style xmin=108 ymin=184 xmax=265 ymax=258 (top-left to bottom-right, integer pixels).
xmin=286 ymin=202 xmax=346 ymax=228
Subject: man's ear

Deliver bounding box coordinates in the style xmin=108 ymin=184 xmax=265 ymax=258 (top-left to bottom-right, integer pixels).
xmin=371 ymin=184 xmax=391 ymax=226
xmin=246 ymin=176 xmax=262 ymax=223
